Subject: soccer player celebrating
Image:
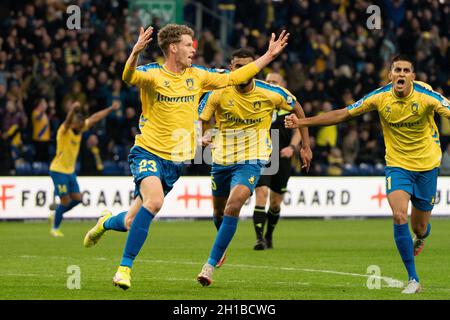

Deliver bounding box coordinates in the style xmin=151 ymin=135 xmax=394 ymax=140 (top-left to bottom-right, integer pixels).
xmin=285 ymin=55 xmax=450 ymax=294
xmin=196 ymin=49 xmax=312 ymax=286
xmin=85 ymin=24 xmax=290 ymax=290
xmin=49 ymin=100 xmax=120 ymax=237
xmin=253 ymin=72 xmax=311 ymax=251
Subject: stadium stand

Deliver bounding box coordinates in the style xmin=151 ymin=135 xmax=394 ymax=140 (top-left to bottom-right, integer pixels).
xmin=0 ymin=0 xmax=448 ymax=176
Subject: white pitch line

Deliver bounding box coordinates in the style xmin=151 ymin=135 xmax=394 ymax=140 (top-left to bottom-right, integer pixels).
xmin=17 ymin=255 xmax=405 ymax=288
xmin=9 ymin=255 xmax=450 ymax=292
xmin=131 ymin=258 xmax=405 ymax=288
xmin=3 ymin=273 xmax=55 ymax=278
xmin=141 ymin=276 xmax=311 ymax=287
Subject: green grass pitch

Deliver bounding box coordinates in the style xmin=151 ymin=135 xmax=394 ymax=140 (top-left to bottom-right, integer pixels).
xmin=1 ymin=218 xmax=450 ymax=300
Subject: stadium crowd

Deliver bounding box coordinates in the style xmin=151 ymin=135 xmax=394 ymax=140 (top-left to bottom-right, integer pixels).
xmin=0 ymin=0 xmax=449 ymax=176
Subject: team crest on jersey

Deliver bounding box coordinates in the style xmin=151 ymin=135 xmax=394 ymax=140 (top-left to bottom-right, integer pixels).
xmin=228 ymin=99 xmax=234 ymax=107
xmin=411 ymin=102 xmax=419 ymax=115
xmin=385 ymin=105 xmax=391 ymax=113
xmin=186 ymin=78 xmax=194 ymax=90
xmin=163 ymin=80 xmax=170 ymax=87
xmin=253 ymin=101 xmax=262 ymax=111
xmin=248 ymin=176 xmax=255 ymax=185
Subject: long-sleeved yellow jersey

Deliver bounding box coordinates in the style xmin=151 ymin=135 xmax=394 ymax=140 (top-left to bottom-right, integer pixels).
xmin=122 ymin=62 xmax=259 ymax=162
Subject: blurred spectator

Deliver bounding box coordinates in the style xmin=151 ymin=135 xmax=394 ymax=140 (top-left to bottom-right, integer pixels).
xmin=31 ymin=98 xmax=51 ymax=162
xmin=440 ymin=144 xmax=450 ymax=176
xmin=342 ymin=127 xmax=360 ymax=165
xmin=80 ymin=134 xmax=104 ymax=176
xmin=210 ymin=51 xmax=227 ymax=69
xmin=1 ymin=99 xmax=27 ymax=164
xmin=121 ymin=107 xmax=139 ymax=148
xmin=198 ymin=30 xmax=221 ymax=64
xmin=315 ymin=102 xmax=338 ymax=149
xmin=63 ymin=81 xmax=87 ymax=108
xmin=216 ymin=0 xmax=236 ymax=29
xmin=327 ymin=147 xmax=344 ymax=176
xmin=356 ymin=129 xmax=382 ymax=166
xmin=0 ymin=82 xmax=7 ymax=111
xmin=0 ymin=0 xmax=448 ymax=176
xmin=286 ymin=62 xmax=306 ymax=95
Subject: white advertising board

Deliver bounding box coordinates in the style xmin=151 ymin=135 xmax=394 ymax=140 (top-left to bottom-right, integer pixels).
xmin=0 ymin=176 xmax=449 ymax=219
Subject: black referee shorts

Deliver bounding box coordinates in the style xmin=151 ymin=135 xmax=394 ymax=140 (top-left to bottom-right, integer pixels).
xmin=256 ymin=157 xmax=292 ymax=194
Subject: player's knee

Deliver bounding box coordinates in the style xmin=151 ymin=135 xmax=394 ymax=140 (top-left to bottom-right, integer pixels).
xmin=60 ymin=196 xmax=71 ymax=206
xmin=392 ymin=210 xmax=408 ymax=224
xmin=142 ymin=198 xmax=164 ymax=214
xmin=270 ymin=204 xmax=281 ymax=212
xmin=224 ymin=201 xmax=244 ymax=217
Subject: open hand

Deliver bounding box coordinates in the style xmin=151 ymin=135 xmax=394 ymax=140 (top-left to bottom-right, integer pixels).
xmin=266 ymin=30 xmax=290 ymax=59
xmin=133 ymin=26 xmax=153 ymax=54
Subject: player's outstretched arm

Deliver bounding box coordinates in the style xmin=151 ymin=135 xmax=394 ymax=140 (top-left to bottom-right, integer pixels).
xmin=63 ymin=101 xmax=82 ymax=131
xmin=122 ymin=26 xmax=154 ymax=85
xmin=86 ymin=100 xmax=121 ymax=129
xmin=292 ymin=102 xmax=312 ymax=172
xmin=434 ymin=95 xmax=450 ymax=118
xmin=223 ymin=31 xmax=289 ymax=87
xmin=285 ymin=107 xmax=351 ymax=129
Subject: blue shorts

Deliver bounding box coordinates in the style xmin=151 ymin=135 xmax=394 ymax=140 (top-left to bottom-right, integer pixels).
xmin=385 ymin=166 xmax=439 ymax=211
xmin=211 ymin=161 xmax=267 ymax=197
xmin=129 ymin=146 xmax=184 ymax=198
xmin=49 ymin=171 xmax=80 ymax=197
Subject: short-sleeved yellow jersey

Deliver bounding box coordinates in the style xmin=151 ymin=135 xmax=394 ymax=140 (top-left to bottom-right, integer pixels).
xmin=199 ymin=79 xmax=296 ymax=164
xmin=347 ymin=81 xmax=450 ymax=171
xmin=122 ymin=61 xmax=259 ymax=162
xmin=49 ymin=121 xmax=88 ymax=174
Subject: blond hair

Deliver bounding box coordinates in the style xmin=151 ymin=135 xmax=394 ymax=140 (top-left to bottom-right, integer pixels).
xmin=157 ymin=24 xmax=195 ymax=55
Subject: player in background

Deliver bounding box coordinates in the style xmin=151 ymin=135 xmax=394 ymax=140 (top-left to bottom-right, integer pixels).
xmin=83 ymin=24 xmax=290 ymax=290
xmin=49 ymin=100 xmax=120 ymax=237
xmin=285 ymin=55 xmax=450 ymax=294
xmin=196 ymin=49 xmax=312 ymax=286
xmin=253 ymin=72 xmax=310 ymax=250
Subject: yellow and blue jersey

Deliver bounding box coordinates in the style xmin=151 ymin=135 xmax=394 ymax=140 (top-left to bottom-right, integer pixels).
xmin=199 ymin=79 xmax=296 ymax=164
xmin=32 ymin=109 xmax=50 ymax=142
xmin=347 ymin=81 xmax=450 ymax=171
xmin=49 ymin=121 xmax=88 ymax=174
xmin=122 ymin=61 xmax=259 ymax=162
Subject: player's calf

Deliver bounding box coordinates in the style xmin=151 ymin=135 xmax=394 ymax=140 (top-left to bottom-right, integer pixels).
xmin=412 ymin=223 xmax=431 ymax=257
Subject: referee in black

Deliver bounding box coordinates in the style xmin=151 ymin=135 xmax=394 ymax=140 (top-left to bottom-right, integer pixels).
xmin=253 ymin=72 xmax=312 ymax=250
